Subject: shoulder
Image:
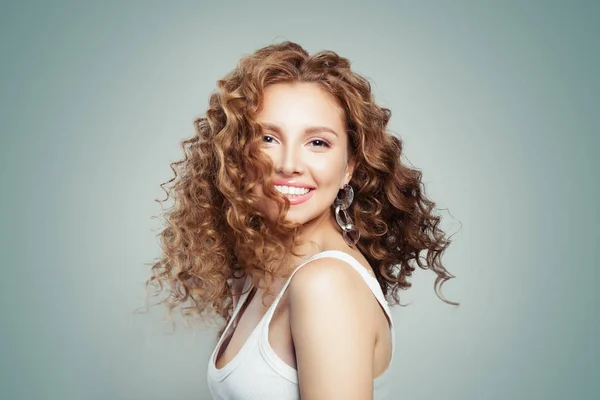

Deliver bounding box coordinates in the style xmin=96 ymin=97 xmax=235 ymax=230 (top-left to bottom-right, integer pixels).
xmin=289 ymin=256 xmax=368 ymax=295
xmin=287 ymin=256 xmax=377 ymax=398
xmin=287 ymin=256 xmax=377 ymax=333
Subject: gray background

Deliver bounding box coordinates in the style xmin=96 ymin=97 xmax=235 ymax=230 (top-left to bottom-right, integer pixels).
xmin=1 ymin=1 xmax=598 ymax=399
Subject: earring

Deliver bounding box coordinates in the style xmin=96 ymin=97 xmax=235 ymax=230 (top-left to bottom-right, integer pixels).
xmin=334 ymin=184 xmax=360 ymax=247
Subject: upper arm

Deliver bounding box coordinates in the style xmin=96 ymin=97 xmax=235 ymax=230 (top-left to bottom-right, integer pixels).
xmin=288 ymin=259 xmax=377 ymax=400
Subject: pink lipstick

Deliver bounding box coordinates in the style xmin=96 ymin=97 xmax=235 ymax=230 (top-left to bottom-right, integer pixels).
xmin=286 ymin=189 xmax=315 ymax=205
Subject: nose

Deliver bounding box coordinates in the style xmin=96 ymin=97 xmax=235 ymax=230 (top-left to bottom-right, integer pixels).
xmin=275 ymin=144 xmax=304 ymax=176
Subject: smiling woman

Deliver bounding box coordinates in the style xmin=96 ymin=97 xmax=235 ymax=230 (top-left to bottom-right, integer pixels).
xmin=252 ymin=82 xmax=353 ymax=224
xmin=145 ymin=41 xmax=458 ymax=400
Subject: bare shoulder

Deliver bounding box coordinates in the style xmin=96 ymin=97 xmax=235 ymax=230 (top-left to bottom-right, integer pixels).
xmin=287 ymin=257 xmax=378 ymax=398
xmin=289 ymin=256 xmax=370 ymax=295
xmin=287 ymin=256 xmax=377 ymax=333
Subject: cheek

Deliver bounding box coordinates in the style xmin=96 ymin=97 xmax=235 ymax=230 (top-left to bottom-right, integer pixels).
xmin=310 ymin=157 xmax=347 ymax=184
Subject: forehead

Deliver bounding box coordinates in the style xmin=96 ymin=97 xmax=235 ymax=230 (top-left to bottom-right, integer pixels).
xmin=256 ymin=82 xmax=345 ymax=130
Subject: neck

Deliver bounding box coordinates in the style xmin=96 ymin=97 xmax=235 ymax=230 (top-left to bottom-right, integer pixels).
xmin=283 ymin=210 xmax=343 ymax=266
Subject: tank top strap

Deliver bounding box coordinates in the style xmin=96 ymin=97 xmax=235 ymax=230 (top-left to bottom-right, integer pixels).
xmin=258 ymin=253 xmax=320 ymax=327
xmin=316 ymin=251 xmax=393 ymax=323
xmin=260 ymin=250 xmax=394 ymax=334
xmin=236 ymin=275 xmax=254 ymax=310
xmin=221 ymin=275 xmax=254 ymax=335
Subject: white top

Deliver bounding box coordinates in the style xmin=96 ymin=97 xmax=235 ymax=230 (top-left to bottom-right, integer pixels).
xmin=207 ymin=250 xmax=396 ymax=399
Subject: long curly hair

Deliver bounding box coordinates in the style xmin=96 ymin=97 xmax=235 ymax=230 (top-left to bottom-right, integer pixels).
xmin=145 ymin=41 xmax=459 ymax=333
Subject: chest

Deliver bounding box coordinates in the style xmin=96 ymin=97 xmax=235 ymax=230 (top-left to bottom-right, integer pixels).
xmin=215 ymin=287 xmax=296 ymax=370
xmin=214 ymin=287 xmax=393 ymax=379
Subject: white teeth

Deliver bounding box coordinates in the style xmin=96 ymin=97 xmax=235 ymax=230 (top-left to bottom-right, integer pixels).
xmin=274 ymin=185 xmax=310 ymax=196
xmin=275 ymin=185 xmax=288 ymax=194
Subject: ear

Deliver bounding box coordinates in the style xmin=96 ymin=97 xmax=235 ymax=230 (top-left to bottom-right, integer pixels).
xmin=341 ymin=158 xmax=355 ymax=188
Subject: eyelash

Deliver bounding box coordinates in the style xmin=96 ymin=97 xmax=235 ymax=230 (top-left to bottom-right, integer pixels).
xmin=309 ymin=139 xmax=330 ymax=148
xmin=261 ymin=135 xmax=331 ymax=148
xmin=262 ymin=135 xmax=276 ymax=144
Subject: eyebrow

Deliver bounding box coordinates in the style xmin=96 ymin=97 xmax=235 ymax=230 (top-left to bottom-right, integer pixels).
xmin=260 ymin=122 xmax=339 ymax=137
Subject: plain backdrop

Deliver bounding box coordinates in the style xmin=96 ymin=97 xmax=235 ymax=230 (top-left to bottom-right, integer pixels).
xmin=1 ymin=1 xmax=598 ymax=399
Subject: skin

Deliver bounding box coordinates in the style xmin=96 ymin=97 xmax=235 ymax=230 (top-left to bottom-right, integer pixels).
xmin=289 ymin=258 xmax=378 ymax=399
xmin=227 ymin=82 xmax=389 ymax=399
xmin=252 ymin=82 xmax=354 ymax=232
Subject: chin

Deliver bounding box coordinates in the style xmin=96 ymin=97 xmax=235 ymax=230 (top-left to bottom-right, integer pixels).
xmin=256 ymin=195 xmax=331 ymax=227
xmin=284 ymin=207 xmax=331 ymax=227
xmin=282 ymin=215 xmax=308 ymax=225
xmin=268 ymin=212 xmax=306 ymax=226
xmin=258 ymin=207 xmax=309 ymax=226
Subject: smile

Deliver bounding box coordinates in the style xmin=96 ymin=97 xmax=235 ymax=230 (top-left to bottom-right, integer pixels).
xmin=273 ymin=185 xmax=315 ymax=205
xmin=274 ymin=185 xmax=311 ymax=196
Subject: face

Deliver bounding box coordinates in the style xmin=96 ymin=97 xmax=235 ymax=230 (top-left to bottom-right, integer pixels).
xmin=252 ymin=82 xmax=354 ymax=226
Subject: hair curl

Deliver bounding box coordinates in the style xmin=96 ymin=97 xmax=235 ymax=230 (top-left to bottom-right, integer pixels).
xmin=145 ymin=41 xmax=459 ymax=335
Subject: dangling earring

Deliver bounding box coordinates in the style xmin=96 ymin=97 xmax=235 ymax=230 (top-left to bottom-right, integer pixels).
xmin=334 ymin=184 xmax=360 ymax=247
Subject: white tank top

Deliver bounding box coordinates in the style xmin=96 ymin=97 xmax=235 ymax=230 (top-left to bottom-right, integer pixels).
xmin=207 ymin=250 xmax=396 ymax=399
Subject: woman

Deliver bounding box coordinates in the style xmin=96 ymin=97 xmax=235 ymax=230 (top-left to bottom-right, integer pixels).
xmin=147 ymin=41 xmax=458 ymax=399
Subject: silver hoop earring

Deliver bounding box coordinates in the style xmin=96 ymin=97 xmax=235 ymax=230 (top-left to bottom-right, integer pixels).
xmin=334 ymin=184 xmax=360 ymax=247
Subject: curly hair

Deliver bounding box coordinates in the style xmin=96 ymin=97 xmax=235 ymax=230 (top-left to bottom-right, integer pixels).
xmin=145 ymin=41 xmax=459 ymax=334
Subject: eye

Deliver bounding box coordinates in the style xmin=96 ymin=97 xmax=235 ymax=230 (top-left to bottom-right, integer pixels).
xmin=262 ymin=135 xmax=276 ymax=143
xmin=309 ymin=139 xmax=330 ymax=148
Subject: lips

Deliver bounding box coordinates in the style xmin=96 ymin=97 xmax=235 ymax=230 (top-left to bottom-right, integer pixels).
xmin=267 ymin=179 xmax=316 ymax=205
xmin=284 ymin=188 xmax=315 ymax=205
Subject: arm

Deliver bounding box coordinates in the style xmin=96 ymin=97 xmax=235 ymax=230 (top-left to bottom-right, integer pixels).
xmin=289 ymin=259 xmax=377 ymax=400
